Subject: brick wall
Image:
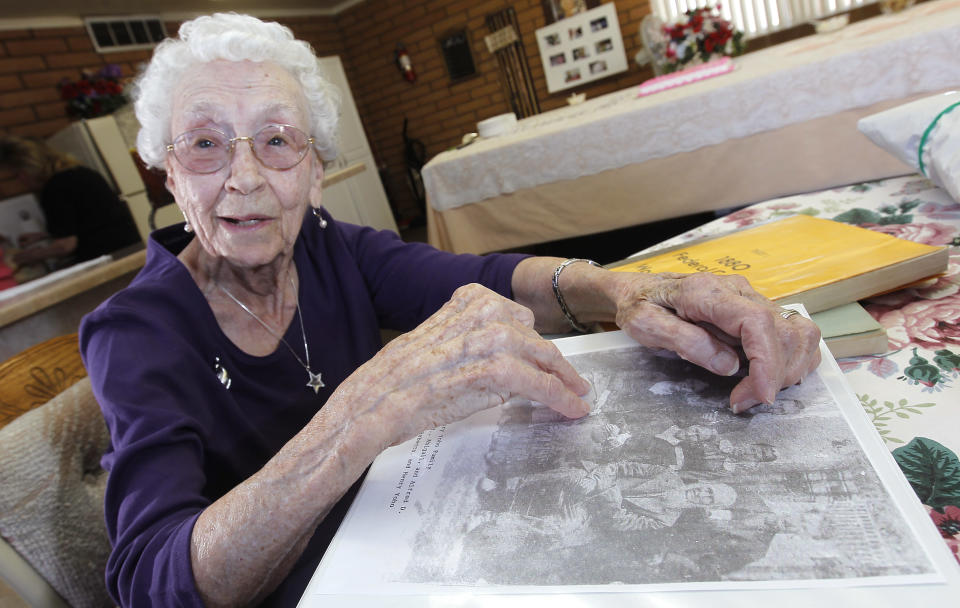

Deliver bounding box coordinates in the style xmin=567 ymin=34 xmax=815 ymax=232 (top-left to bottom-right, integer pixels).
xmin=334 ymin=0 xmax=653 ymax=222
xmin=0 ymin=2 xmax=652 ymax=222
xmin=0 ymin=16 xmax=345 ymax=201
xmin=0 ymin=24 xmax=160 ymax=199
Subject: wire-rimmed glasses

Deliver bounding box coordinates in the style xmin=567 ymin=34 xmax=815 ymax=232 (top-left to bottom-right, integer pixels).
xmin=166 ymin=124 xmax=315 ymax=174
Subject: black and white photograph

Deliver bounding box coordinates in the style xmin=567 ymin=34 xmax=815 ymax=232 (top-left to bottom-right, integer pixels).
xmin=303 ymin=331 xmax=959 ymax=605
xmin=396 ymin=343 xmax=933 ymax=586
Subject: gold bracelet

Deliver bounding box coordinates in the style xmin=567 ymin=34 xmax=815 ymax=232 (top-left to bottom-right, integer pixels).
xmin=552 ymin=258 xmax=600 ymax=333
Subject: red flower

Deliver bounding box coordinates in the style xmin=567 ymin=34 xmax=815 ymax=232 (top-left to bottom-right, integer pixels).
xmin=55 ymin=63 xmax=127 ymax=118
xmin=660 ymin=4 xmax=744 ymax=74
xmin=879 ymin=293 xmax=960 ymax=350
xmin=59 ymin=83 xmax=80 ymax=100
xmin=721 ymin=206 xmax=764 ymax=228
xmin=862 ymin=221 xmax=956 ymax=247
xmin=837 ymin=359 xmax=863 ymax=373
xmin=929 ymin=505 xmax=960 ymax=539
xmin=947 ymin=537 xmax=960 ymax=564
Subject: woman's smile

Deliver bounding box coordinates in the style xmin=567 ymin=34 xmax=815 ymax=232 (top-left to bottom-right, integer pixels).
xmin=218 ymin=214 xmax=274 ymax=228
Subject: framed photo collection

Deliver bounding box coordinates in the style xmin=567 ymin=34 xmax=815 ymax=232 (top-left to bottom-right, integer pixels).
xmin=535 ymin=2 xmax=628 ymax=94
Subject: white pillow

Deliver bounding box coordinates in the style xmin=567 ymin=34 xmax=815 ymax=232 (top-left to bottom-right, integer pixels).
xmin=858 ymin=91 xmax=960 ymax=203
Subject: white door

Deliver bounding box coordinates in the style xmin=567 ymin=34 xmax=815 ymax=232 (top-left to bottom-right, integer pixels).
xmin=85 ymin=115 xmax=145 ymax=198
xmin=347 ymin=154 xmax=398 ymax=232
xmin=318 ymin=56 xmax=398 ymax=233
xmin=318 ymin=56 xmax=371 ymax=165
xmin=321 ymin=179 xmax=363 ymax=225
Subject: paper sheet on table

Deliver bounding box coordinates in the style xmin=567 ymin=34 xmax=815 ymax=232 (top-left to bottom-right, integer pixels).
xmin=300 ymin=318 xmax=960 ymax=607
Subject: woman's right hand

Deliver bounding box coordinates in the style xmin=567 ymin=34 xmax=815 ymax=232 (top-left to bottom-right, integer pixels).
xmin=332 ymin=283 xmax=592 ymax=447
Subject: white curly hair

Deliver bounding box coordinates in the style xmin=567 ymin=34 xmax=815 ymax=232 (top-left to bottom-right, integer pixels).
xmin=132 ymin=13 xmax=341 ymax=169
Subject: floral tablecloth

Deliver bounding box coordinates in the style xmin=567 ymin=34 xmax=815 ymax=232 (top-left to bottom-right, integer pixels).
xmin=645 ymin=174 xmax=960 ymax=562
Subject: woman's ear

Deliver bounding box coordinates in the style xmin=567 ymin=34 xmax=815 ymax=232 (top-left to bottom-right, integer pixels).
xmin=309 ymin=155 xmax=325 ymax=206
xmin=164 ymin=158 xmax=176 ymax=194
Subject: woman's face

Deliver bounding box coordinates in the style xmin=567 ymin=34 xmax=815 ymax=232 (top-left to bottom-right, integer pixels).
xmin=165 ymin=60 xmax=323 ymax=270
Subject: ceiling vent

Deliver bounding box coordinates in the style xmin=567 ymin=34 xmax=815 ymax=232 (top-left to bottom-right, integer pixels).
xmin=84 ymin=16 xmax=167 ymax=53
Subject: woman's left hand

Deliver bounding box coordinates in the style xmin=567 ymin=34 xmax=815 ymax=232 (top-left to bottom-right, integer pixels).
xmin=512 ymin=259 xmax=822 ymax=414
xmin=611 ymin=271 xmax=821 ymax=413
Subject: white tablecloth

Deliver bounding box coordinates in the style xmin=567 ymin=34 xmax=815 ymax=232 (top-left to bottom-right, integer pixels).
xmin=423 ymin=0 xmax=960 ymax=213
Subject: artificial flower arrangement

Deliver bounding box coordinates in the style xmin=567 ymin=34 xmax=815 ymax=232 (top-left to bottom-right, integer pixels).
xmin=662 ymin=5 xmax=745 ymax=74
xmin=57 ymin=64 xmax=128 ymax=119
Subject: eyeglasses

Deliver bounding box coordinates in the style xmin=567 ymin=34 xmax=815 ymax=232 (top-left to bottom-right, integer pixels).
xmin=166 ymin=124 xmax=315 ymax=174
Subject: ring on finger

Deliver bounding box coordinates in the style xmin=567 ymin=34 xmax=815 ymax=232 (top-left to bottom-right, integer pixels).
xmin=778 ymin=307 xmax=801 ymax=320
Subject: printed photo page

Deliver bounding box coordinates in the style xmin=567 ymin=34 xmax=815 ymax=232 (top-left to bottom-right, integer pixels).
xmin=299 ymin=316 xmax=960 ymax=607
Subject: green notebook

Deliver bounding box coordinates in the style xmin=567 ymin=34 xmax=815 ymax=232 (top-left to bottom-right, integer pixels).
xmin=811 ymin=302 xmax=888 ymax=359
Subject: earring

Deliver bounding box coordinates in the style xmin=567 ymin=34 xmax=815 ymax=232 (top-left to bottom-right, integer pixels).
xmin=312 ymin=207 xmax=327 ymax=229
xmin=183 ymin=221 xmax=193 ymax=233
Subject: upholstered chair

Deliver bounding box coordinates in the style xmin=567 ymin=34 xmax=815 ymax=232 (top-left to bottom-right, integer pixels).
xmin=0 ymin=334 xmax=113 ymax=607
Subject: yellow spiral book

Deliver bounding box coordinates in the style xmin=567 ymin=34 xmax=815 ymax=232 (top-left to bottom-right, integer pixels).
xmin=609 ymin=215 xmax=949 ymax=313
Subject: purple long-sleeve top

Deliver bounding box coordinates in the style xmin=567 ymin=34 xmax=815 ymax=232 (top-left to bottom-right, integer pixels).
xmin=79 ymin=210 xmax=527 ymax=606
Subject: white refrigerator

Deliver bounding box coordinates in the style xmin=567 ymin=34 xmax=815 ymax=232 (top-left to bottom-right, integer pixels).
xmin=46 ymin=112 xmax=182 ymax=241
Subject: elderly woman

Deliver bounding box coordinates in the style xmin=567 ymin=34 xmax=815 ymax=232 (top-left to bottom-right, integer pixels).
xmin=79 ymin=13 xmax=820 ymax=607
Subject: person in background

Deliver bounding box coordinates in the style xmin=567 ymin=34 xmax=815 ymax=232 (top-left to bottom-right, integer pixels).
xmin=0 ymin=135 xmax=141 ymax=269
xmin=79 ymin=13 xmax=821 ymax=606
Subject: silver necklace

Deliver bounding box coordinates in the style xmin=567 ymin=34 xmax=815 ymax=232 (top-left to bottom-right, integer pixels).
xmin=219 ymin=276 xmax=324 ymax=394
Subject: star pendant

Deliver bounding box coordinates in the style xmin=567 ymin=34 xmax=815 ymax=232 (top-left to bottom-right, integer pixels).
xmin=307 ymin=369 xmax=325 ymax=394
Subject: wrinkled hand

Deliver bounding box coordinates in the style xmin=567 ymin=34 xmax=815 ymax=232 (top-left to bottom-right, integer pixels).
xmin=612 ymin=272 xmax=821 ymax=413
xmin=336 ymin=283 xmax=592 ymax=447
